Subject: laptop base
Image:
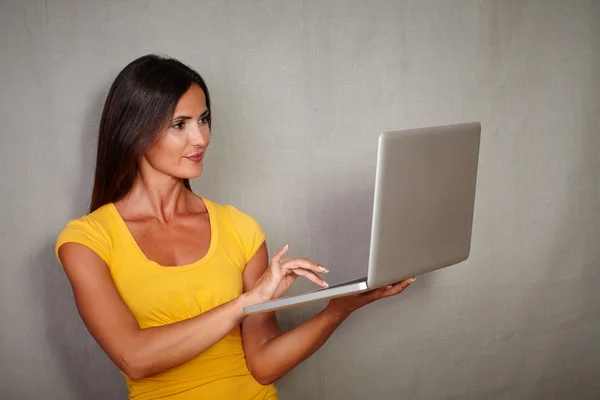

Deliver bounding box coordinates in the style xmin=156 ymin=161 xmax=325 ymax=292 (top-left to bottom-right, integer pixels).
xmin=243 ymin=277 xmax=370 ymax=315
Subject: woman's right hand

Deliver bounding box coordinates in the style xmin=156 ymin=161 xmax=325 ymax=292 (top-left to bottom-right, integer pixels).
xmin=245 ymin=245 xmax=329 ymax=305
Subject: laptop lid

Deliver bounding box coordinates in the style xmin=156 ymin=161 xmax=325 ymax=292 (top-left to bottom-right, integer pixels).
xmin=366 ymin=122 xmax=481 ymax=288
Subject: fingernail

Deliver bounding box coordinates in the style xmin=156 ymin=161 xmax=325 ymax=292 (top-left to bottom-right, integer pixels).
xmin=323 ymin=281 xmax=329 ymax=287
xmin=319 ymin=266 xmax=329 ymax=273
xmin=409 ymin=278 xmax=416 ymax=283
xmin=386 ymin=285 xmax=393 ymax=289
xmin=283 ymin=244 xmax=289 ymax=250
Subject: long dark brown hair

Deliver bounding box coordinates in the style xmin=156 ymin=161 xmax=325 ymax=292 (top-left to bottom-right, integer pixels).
xmin=90 ymin=54 xmax=211 ymax=212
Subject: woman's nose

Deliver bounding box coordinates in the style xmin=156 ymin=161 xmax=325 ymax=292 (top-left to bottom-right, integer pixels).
xmin=190 ymin=124 xmax=210 ymax=147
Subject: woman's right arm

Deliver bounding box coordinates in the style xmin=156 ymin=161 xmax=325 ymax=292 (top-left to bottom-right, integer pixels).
xmin=57 ymin=242 xmax=321 ymax=380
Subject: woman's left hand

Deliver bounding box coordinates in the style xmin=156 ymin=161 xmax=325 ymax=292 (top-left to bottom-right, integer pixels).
xmin=325 ymin=277 xmax=416 ymax=318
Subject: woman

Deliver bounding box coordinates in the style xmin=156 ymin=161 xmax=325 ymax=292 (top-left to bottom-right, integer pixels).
xmin=55 ymin=54 xmax=415 ymax=400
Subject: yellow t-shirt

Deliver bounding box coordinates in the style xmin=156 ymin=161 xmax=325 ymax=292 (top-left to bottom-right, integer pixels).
xmin=55 ymin=197 xmax=279 ymax=400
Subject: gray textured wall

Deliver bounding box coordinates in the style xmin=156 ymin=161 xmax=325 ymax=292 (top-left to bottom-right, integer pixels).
xmin=1 ymin=1 xmax=599 ymax=399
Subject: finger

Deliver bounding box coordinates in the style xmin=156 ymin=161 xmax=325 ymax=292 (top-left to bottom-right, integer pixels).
xmin=271 ymin=245 xmax=290 ymax=266
xmin=280 ymin=257 xmax=328 ymax=275
xmin=278 ymin=256 xmax=301 ymax=266
xmin=291 ymin=268 xmax=329 ymax=288
xmin=382 ymin=277 xmax=416 ymax=297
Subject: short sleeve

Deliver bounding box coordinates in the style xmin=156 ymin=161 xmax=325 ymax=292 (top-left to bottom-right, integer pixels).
xmin=226 ymin=205 xmax=266 ymax=264
xmin=55 ymin=217 xmax=112 ymax=266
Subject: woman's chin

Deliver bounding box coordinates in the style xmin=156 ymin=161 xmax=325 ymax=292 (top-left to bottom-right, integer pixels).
xmin=180 ymin=166 xmax=203 ymax=180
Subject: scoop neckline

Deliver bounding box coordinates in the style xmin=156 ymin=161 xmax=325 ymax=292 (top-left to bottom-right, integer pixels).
xmin=108 ymin=196 xmax=218 ymax=270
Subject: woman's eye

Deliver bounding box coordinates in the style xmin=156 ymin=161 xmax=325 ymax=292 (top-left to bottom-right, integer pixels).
xmin=172 ymin=122 xmax=185 ymax=130
xmin=199 ymin=116 xmax=209 ymax=125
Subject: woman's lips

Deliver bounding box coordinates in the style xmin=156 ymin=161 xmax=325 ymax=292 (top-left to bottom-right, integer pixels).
xmin=185 ymin=153 xmax=204 ymax=163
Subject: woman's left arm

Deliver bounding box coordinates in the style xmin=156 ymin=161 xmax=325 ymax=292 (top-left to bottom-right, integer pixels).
xmin=241 ymin=242 xmax=414 ymax=385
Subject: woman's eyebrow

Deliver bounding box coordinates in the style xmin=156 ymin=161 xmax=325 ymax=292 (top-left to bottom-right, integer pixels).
xmin=171 ymin=109 xmax=210 ymax=121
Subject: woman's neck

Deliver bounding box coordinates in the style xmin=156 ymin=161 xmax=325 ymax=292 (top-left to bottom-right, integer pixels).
xmin=119 ymin=173 xmax=193 ymax=223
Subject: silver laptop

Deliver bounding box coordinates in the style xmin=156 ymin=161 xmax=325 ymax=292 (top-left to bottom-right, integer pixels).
xmin=244 ymin=122 xmax=481 ymax=315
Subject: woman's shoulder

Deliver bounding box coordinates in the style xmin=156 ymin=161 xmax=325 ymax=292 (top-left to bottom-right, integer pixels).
xmin=201 ymin=197 xmax=261 ymax=228
xmin=202 ymin=197 xmax=265 ymax=264
xmin=59 ymin=203 xmax=115 ymax=234
xmin=55 ymin=204 xmax=117 ymax=265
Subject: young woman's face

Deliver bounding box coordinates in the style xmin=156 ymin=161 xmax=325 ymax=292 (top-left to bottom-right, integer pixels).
xmin=141 ymin=84 xmax=210 ymax=181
